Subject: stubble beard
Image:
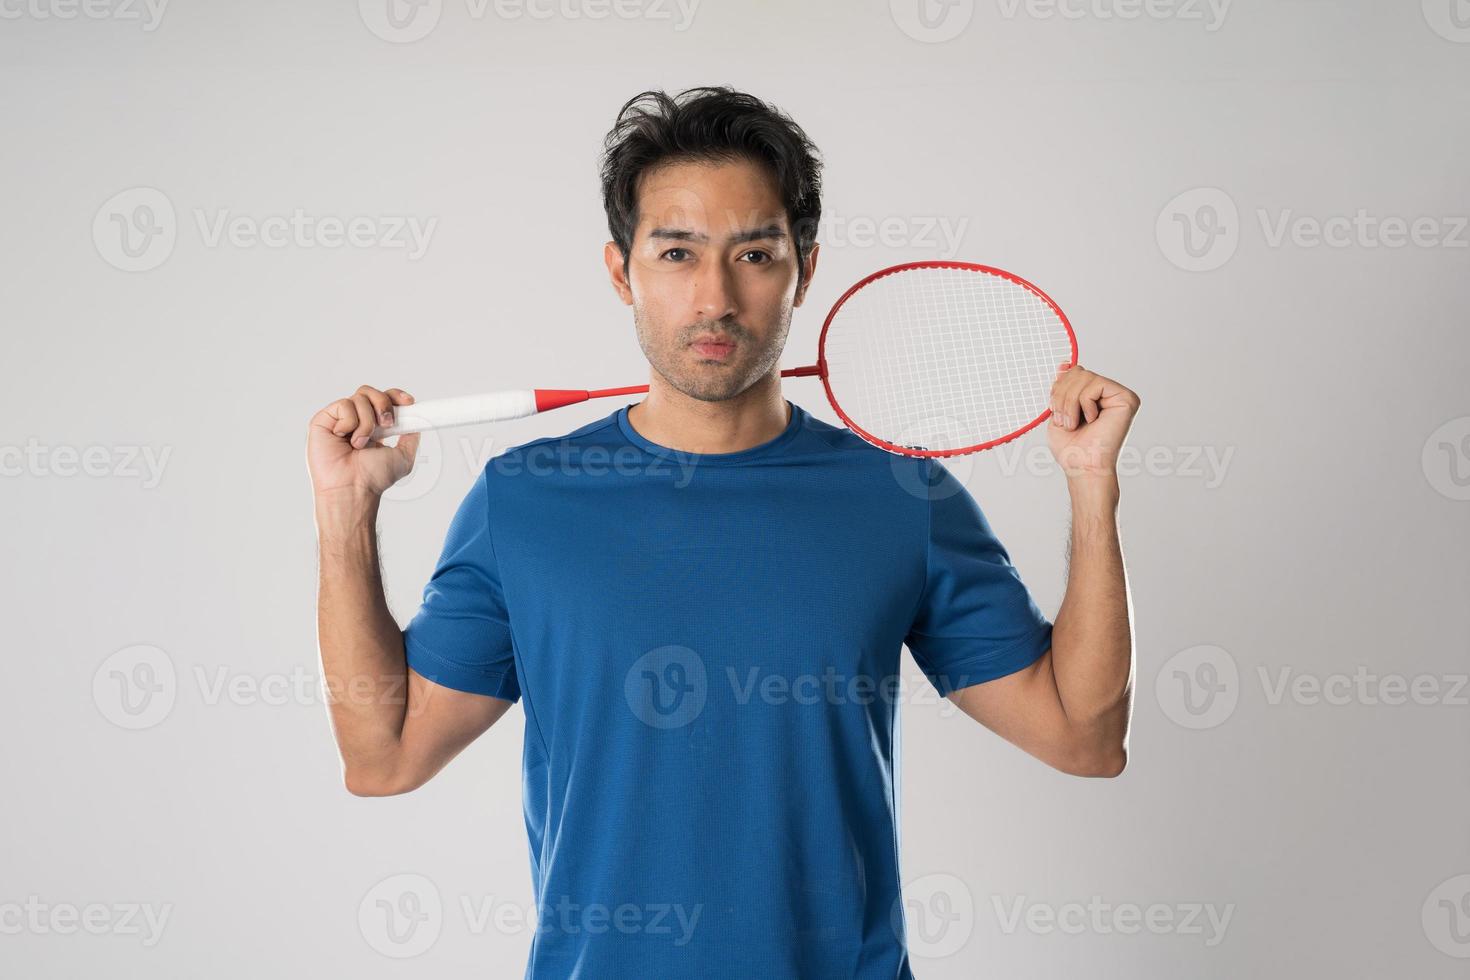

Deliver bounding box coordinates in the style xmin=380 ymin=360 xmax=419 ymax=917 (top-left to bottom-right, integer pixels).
xmin=632 ymin=304 xmax=791 ymax=403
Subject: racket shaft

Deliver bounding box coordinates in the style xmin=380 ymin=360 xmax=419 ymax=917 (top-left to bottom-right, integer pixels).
xmin=373 ymin=389 xmax=538 ymax=439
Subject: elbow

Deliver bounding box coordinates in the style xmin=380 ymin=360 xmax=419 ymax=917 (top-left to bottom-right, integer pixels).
xmin=1056 ymin=744 xmax=1128 ymax=779
xmin=1083 ymin=748 xmax=1128 ymax=778
xmin=342 ymin=764 xmax=417 ymax=798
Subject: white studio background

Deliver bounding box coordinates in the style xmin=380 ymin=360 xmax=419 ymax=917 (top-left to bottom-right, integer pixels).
xmin=2 ymin=2 xmax=1468 ymax=977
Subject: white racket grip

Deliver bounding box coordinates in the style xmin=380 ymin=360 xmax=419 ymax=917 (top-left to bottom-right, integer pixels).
xmin=372 ymin=389 xmax=539 ymax=439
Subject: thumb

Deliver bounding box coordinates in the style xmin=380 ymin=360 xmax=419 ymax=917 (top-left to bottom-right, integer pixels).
xmin=394 ymin=431 xmax=421 ymax=467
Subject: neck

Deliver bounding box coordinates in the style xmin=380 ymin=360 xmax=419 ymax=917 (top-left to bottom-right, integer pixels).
xmin=626 ymin=370 xmax=790 ymax=455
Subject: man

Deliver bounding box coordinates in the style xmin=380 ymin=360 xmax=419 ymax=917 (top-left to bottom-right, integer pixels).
xmin=307 ymin=86 xmax=1138 ymax=978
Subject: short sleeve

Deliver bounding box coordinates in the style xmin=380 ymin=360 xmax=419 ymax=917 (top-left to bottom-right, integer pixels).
xmin=904 ymin=460 xmax=1053 ymax=696
xmin=403 ymin=470 xmax=521 ymax=702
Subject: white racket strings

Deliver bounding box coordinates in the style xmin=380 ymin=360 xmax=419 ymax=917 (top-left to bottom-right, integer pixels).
xmin=822 ymin=266 xmax=1074 ymax=453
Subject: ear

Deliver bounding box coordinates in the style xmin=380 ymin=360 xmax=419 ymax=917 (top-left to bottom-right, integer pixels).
xmin=793 ymin=242 xmax=820 ymax=308
xmin=604 ymin=241 xmax=634 ymax=306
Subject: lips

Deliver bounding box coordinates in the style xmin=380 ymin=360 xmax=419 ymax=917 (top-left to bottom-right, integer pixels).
xmin=689 ymin=335 xmax=737 ymax=359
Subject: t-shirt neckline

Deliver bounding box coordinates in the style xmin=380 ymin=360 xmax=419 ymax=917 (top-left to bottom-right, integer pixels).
xmin=616 ymin=399 xmax=804 ymax=465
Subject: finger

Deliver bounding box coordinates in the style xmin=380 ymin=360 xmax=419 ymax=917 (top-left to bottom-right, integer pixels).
xmin=380 ymin=388 xmax=414 ymax=429
xmin=1062 ymin=387 xmax=1081 ymax=430
xmin=328 ymin=398 xmax=360 ymax=439
xmin=1049 ymin=371 xmax=1070 ymax=418
xmin=1050 ymin=361 xmax=1076 ymax=404
xmin=1052 ymin=367 xmax=1089 ymax=429
xmin=349 ymin=394 xmax=379 ymax=449
xmin=356 ymin=385 xmax=396 ymax=433
xmin=1052 ymin=383 xmax=1074 ymax=430
xmin=1049 ymin=383 xmax=1068 ymax=427
xmin=1079 ymin=379 xmax=1105 ymax=425
xmin=1065 ymin=370 xmax=1098 ymax=430
xmin=309 ymin=399 xmax=347 ymax=437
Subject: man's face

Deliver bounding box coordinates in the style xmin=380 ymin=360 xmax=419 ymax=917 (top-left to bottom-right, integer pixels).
xmin=605 ymin=157 xmax=817 ymax=402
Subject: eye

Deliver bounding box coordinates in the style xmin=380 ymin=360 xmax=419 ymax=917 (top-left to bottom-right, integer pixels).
xmin=740 ymin=250 xmax=772 ymax=264
xmin=660 ymin=248 xmax=691 ymax=262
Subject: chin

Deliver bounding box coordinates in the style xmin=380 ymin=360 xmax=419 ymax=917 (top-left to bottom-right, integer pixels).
xmin=680 ymin=381 xmax=747 ymax=403
xmin=667 ymin=369 xmax=751 ymax=403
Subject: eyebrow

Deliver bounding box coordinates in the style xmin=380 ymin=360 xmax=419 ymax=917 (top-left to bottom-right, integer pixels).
xmin=647 ymin=224 xmax=789 ymax=246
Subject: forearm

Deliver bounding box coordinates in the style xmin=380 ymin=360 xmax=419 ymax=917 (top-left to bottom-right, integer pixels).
xmin=315 ymin=491 xmax=410 ymax=784
xmin=1049 ymin=476 xmax=1134 ymax=760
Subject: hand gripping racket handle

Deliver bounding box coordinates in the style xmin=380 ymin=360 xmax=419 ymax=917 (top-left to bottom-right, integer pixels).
xmin=371 ymin=389 xmax=593 ymax=439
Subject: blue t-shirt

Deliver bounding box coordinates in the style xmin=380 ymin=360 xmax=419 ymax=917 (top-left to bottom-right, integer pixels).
xmin=404 ymin=400 xmax=1052 ymax=979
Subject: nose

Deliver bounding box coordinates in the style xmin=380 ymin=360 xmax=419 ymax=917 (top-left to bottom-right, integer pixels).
xmin=692 ymin=262 xmax=738 ymax=323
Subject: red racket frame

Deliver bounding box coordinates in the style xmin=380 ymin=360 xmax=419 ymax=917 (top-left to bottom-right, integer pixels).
xmin=814 ymin=260 xmax=1078 ymax=458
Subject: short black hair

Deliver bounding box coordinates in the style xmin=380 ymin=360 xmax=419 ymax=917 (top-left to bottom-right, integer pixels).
xmin=599 ymin=86 xmax=823 ymax=290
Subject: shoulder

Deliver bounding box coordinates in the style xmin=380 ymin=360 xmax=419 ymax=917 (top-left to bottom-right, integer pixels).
xmin=787 ymin=402 xmax=941 ymax=500
xmin=798 ymin=403 xmax=932 ymax=462
xmin=478 ymin=409 xmax=625 ymax=474
xmin=499 ymin=411 xmax=621 ymax=458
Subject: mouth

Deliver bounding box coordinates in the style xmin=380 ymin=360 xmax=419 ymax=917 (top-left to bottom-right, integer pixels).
xmin=689 ymin=335 xmax=737 ymax=361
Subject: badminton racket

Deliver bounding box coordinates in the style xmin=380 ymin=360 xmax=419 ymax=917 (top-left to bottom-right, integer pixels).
xmin=370 ymin=260 xmax=1077 ymax=458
